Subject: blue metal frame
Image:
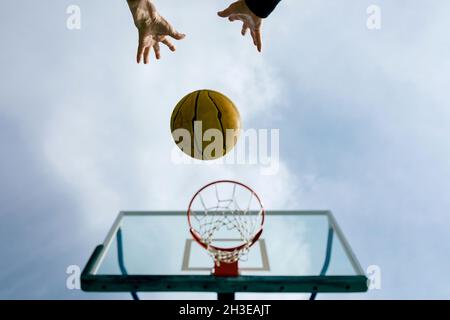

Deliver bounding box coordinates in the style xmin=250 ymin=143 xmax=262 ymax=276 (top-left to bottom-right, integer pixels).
xmin=116 ymin=228 xmax=139 ymax=300
xmin=309 ymin=227 xmax=334 ymax=300
xmin=81 ymin=211 xmax=368 ymax=299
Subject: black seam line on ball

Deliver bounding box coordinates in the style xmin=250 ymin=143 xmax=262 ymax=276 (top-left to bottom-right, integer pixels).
xmin=192 ymin=91 xmax=202 ymax=159
xmin=207 ymin=92 xmax=226 ymax=153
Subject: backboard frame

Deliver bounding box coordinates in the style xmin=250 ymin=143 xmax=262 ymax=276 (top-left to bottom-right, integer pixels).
xmin=81 ymin=211 xmax=368 ymax=294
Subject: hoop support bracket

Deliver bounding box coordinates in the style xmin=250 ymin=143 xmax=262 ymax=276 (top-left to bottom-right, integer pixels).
xmin=214 ymin=261 xmax=239 ymax=277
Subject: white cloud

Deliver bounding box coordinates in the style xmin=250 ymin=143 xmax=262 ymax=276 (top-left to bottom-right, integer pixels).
xmin=41 ymin=0 xmax=297 ymax=232
xmin=2 ymin=0 xmax=450 ymax=299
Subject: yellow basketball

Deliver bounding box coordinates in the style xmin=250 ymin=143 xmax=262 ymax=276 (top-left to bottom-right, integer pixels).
xmin=170 ymin=90 xmax=241 ymax=160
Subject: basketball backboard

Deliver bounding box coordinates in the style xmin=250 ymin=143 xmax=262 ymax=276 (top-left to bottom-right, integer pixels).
xmin=81 ymin=211 xmax=368 ymax=299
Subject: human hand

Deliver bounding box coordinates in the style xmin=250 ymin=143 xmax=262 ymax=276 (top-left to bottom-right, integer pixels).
xmin=218 ymin=0 xmax=263 ymax=52
xmin=127 ymin=0 xmax=185 ymax=63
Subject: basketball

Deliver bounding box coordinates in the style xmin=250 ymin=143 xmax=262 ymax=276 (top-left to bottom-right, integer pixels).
xmin=170 ymin=89 xmax=241 ymax=160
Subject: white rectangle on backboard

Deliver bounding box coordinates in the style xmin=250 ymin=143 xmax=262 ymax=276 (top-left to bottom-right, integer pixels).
xmin=182 ymin=239 xmax=270 ymax=272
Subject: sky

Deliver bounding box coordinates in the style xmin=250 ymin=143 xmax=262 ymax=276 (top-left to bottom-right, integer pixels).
xmin=0 ymin=0 xmax=450 ymax=299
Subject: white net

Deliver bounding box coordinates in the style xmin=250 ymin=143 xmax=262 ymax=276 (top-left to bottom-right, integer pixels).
xmin=189 ymin=181 xmax=264 ymax=265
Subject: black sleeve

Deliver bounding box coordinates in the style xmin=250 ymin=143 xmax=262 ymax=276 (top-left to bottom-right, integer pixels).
xmin=245 ymin=0 xmax=281 ymax=18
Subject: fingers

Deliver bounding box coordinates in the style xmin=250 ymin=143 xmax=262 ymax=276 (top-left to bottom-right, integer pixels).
xmin=137 ymin=32 xmax=144 ymax=63
xmin=143 ymin=46 xmax=151 ymax=64
xmin=228 ymin=15 xmax=238 ymax=22
xmin=161 ymin=37 xmax=176 ymax=52
xmin=153 ymin=42 xmax=161 ymax=60
xmin=250 ymin=30 xmax=256 ymax=44
xmin=241 ymin=23 xmax=248 ymax=36
xmin=217 ymin=2 xmax=263 ymax=53
xmin=134 ymin=15 xmax=184 ymax=63
xmin=159 ymin=16 xmax=186 ymax=40
xmin=137 ymin=43 xmax=145 ymax=64
xmin=218 ymin=4 xmax=236 ymax=18
xmin=137 ymin=37 xmax=178 ymax=63
xmin=251 ymin=29 xmax=262 ymax=52
xmin=169 ymin=30 xmax=186 ymax=40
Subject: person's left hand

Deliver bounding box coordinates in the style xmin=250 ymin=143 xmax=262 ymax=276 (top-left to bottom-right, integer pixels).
xmin=218 ymin=0 xmax=263 ymax=52
xmin=127 ymin=0 xmax=186 ymax=63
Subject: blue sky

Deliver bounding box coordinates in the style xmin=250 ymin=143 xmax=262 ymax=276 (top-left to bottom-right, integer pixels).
xmin=0 ymin=0 xmax=449 ymax=299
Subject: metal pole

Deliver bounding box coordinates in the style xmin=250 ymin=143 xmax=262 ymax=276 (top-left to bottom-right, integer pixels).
xmin=217 ymin=292 xmax=235 ymax=301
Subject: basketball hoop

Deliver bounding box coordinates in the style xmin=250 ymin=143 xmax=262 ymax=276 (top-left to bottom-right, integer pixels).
xmin=187 ymin=180 xmax=265 ymax=276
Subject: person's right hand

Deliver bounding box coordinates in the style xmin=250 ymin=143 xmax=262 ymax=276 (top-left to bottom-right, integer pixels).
xmin=218 ymin=0 xmax=263 ymax=52
xmin=127 ymin=0 xmax=185 ymax=64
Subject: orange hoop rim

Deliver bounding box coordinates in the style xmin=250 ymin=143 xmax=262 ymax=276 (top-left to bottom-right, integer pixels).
xmin=187 ymin=180 xmax=265 ymax=253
